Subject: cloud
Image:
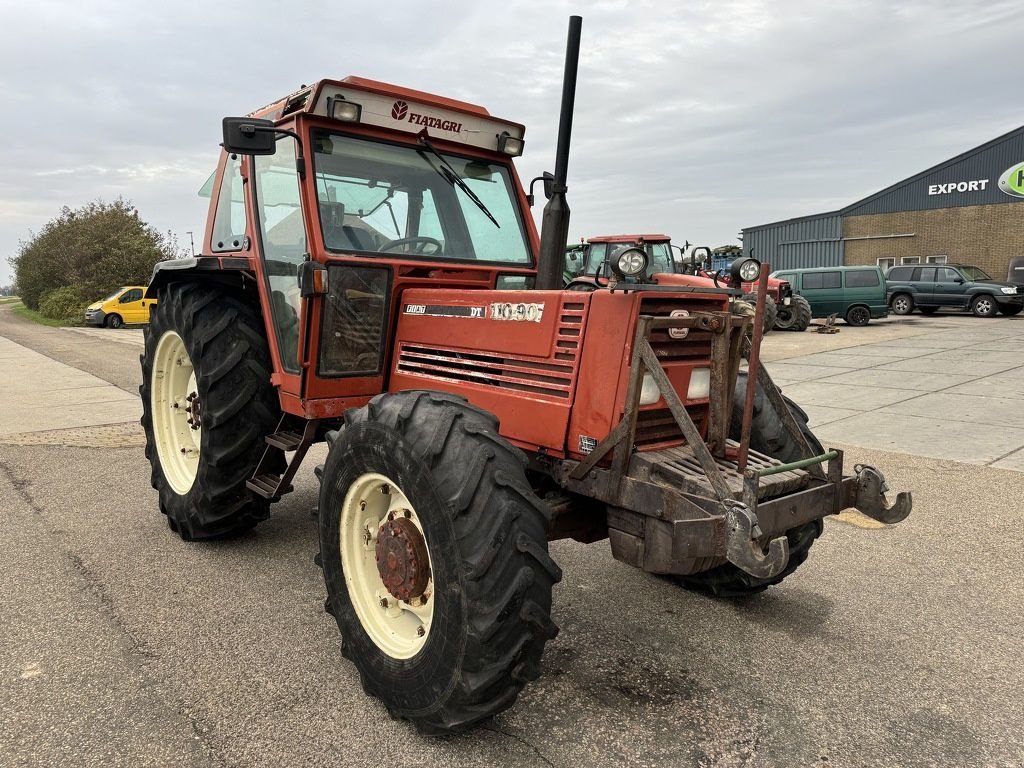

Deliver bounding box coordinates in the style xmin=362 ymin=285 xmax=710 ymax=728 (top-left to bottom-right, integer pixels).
xmin=1 ymin=0 xmax=1021 ymax=283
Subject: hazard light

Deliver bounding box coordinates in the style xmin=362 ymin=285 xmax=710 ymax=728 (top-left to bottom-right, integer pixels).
xmin=497 ymin=131 xmax=524 ymax=157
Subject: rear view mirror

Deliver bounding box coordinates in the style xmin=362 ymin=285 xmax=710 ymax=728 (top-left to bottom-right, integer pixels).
xmin=542 ymin=171 xmax=555 ymax=200
xmin=222 ymin=117 xmax=277 ymax=155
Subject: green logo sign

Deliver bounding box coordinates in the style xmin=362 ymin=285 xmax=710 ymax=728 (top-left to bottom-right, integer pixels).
xmin=998 ymin=161 xmax=1024 ymax=198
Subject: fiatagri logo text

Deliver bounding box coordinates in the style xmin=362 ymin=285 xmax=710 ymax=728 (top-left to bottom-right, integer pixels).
xmin=391 ymin=100 xmax=463 ymax=134
xmin=998 ymin=161 xmax=1024 ymax=199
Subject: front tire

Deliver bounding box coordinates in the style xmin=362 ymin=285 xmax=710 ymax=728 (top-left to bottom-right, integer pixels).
xmin=774 ymin=294 xmax=811 ymax=332
xmin=675 ymin=373 xmax=825 ymax=597
xmin=971 ymin=295 xmax=998 ymax=317
xmin=742 ymin=293 xmax=778 ymax=335
xmin=318 ymin=391 xmax=561 ymax=734
xmin=140 ymin=283 xmax=281 ymax=539
xmin=999 ymin=304 xmax=1022 ymax=316
xmin=106 ymin=313 xmax=123 ymax=329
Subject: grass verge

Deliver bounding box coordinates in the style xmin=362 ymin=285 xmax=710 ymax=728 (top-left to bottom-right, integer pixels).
xmin=11 ymin=303 xmax=69 ymax=327
xmin=0 ymin=296 xmax=21 ymax=305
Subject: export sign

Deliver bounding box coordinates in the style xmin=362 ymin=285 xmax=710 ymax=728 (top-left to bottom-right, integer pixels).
xmin=927 ymin=161 xmax=1024 ymax=199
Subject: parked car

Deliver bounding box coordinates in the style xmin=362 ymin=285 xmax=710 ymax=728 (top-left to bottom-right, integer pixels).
xmin=885 ymin=264 xmax=1024 ymax=317
xmin=769 ymin=266 xmax=888 ymax=326
xmin=84 ymin=286 xmax=156 ymax=328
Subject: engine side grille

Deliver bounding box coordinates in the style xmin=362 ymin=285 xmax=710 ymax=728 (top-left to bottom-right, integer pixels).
xmin=395 ymin=300 xmax=588 ymax=402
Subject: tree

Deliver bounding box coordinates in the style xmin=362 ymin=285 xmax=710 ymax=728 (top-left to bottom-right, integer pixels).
xmin=9 ymin=199 xmax=179 ymax=310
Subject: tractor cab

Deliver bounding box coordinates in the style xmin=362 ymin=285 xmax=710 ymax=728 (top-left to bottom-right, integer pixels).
xmin=564 ymin=234 xmax=676 ymax=285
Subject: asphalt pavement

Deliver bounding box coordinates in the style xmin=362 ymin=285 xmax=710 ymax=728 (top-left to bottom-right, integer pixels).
xmin=1 ymin=303 xmax=1022 ymax=768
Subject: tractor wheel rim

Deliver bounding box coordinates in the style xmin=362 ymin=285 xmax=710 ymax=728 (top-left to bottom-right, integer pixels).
xmin=151 ymin=331 xmax=201 ymax=495
xmin=340 ymin=472 xmax=434 ymax=659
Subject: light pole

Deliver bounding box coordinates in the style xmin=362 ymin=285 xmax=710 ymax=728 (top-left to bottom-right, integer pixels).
xmin=185 ymin=231 xmax=195 ymax=257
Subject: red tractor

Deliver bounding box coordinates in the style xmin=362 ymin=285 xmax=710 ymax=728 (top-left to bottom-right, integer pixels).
xmin=701 ymin=245 xmax=811 ymax=332
xmin=140 ymin=17 xmax=910 ymax=734
xmin=563 ymin=235 xmax=800 ymax=334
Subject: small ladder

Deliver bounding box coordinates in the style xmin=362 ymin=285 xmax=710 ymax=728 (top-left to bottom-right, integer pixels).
xmin=246 ymin=415 xmax=320 ymax=501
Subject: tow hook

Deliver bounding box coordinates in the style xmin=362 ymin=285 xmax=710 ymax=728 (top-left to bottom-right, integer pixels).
xmin=724 ymin=500 xmax=789 ymax=579
xmin=853 ymin=464 xmax=912 ymax=524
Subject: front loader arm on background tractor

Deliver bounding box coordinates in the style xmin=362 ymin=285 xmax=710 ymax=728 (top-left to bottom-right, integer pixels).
xmin=553 ymin=305 xmax=911 ymax=579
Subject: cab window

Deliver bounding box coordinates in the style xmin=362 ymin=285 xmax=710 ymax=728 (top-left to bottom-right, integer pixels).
xmin=212 ymin=154 xmax=247 ymax=252
xmin=120 ymin=289 xmax=142 ymax=303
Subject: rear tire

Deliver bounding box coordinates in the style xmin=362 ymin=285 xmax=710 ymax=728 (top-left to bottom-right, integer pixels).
xmin=844 ymin=305 xmax=871 ymax=326
xmin=998 ymin=304 xmax=1022 ymax=316
xmin=971 ymin=294 xmax=998 ymax=317
xmin=317 ymin=391 xmax=561 ymax=734
xmin=106 ymin=313 xmax=123 ymax=329
xmin=890 ymin=293 xmax=914 ymax=315
xmin=675 ymin=373 xmax=824 ymax=597
xmin=140 ymin=283 xmax=281 ymax=539
xmin=774 ymin=295 xmax=811 ymax=332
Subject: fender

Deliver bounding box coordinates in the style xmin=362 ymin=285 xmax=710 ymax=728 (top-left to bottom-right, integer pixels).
xmin=145 ymin=256 xmax=256 ymax=299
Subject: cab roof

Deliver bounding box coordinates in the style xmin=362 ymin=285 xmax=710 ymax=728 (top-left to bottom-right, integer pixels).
xmin=587 ymin=234 xmax=671 ymax=243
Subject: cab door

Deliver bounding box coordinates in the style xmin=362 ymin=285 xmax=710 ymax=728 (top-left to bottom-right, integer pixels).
xmin=117 ymin=288 xmax=145 ymax=323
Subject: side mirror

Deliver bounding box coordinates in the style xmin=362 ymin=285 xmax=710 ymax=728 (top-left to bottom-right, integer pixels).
xmin=542 ymin=171 xmax=555 ymax=200
xmin=222 ymin=117 xmax=277 ymax=155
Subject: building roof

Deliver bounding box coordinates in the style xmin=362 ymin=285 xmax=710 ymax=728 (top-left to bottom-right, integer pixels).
xmin=743 ymin=124 xmax=1024 ymax=231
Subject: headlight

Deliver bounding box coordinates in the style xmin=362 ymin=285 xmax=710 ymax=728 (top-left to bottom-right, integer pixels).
xmin=614 ymin=248 xmax=648 ymax=278
xmin=1000 ymin=286 xmax=1016 ymax=295
xmin=731 ymin=257 xmax=761 ymax=283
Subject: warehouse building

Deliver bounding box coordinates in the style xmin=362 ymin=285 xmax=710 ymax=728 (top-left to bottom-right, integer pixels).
xmin=742 ymin=126 xmax=1024 ymax=282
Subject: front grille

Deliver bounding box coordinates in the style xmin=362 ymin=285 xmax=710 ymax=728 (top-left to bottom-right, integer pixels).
xmin=634 ymin=407 xmax=707 ymax=449
xmin=639 ymin=298 xmax=721 ymax=362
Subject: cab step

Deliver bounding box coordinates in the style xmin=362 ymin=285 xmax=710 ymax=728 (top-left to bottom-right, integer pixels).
xmin=266 ymin=430 xmax=304 ymax=452
xmin=247 ymin=474 xmax=294 ymax=500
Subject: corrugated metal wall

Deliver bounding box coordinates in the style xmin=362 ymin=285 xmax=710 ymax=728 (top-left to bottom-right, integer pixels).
xmin=742 ymin=213 xmax=844 ymax=271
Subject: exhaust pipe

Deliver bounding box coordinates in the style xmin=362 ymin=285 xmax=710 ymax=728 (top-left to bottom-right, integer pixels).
xmin=536 ymin=15 xmax=582 ymax=291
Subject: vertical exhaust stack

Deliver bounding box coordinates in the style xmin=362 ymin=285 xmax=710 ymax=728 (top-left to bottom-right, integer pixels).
xmin=536 ymin=15 xmax=583 ymax=290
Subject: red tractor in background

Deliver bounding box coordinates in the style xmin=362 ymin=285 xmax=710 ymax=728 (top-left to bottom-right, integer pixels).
xmin=706 ymin=245 xmax=811 ymax=332
xmin=139 ymin=17 xmax=910 ymax=734
xmin=563 ymin=235 xmax=811 ymax=334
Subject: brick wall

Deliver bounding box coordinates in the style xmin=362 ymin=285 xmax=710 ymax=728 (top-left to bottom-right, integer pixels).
xmin=843 ymin=202 xmax=1023 ymax=279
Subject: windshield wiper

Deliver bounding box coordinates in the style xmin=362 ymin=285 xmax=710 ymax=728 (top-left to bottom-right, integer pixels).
xmin=416 ymin=131 xmax=500 ymax=229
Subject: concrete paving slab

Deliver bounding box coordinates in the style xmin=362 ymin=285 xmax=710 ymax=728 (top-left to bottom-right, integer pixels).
xmin=764 ymin=361 xmax=856 ymax=382
xmin=970 ymin=340 xmax=1024 ymax=353
xmin=991 ymin=447 xmax=1024 ymax=471
xmin=0 ymin=337 xmax=140 ymax=436
xmin=64 ymin=327 xmax=146 ymax=347
xmin=801 ymin=404 xmax=863 ymax=428
xmin=777 ymin=381 xmax=922 ymax=411
xmin=877 ymin=392 xmax=1024 ymax=429
xmin=861 ymin=338 xmax=966 ymax=350
xmin=813 ymin=411 xmax=1024 ymax=465
xmin=820 ymin=344 xmax=943 ymax=358
xmin=816 ymin=368 xmax=978 ymax=391
xmin=945 ymin=374 xmax=1024 ymax=399
xmin=919 ymin=347 xmax=1024 ymax=363
xmin=776 ymin=351 xmax=905 ymax=369
xmin=872 ymin=357 xmax=1022 ymax=377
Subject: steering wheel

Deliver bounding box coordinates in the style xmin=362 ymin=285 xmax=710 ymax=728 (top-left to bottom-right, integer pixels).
xmin=379 ymin=237 xmax=443 ymax=256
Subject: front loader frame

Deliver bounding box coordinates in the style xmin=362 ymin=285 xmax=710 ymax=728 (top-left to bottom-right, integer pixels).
xmin=554 ymin=310 xmax=912 ymax=578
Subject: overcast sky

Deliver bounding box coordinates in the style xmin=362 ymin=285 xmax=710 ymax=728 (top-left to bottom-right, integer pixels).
xmin=1 ymin=0 xmax=1020 ymax=285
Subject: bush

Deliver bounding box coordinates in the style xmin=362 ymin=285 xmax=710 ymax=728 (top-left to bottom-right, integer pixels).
xmin=38 ymin=286 xmax=89 ymax=325
xmin=9 ymin=198 xmax=179 ymax=310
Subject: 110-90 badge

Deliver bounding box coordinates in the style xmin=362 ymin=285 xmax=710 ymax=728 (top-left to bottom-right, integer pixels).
xmin=490 ymin=302 xmax=545 ymax=322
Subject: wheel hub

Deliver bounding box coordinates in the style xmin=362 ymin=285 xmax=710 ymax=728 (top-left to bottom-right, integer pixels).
xmin=375 ymin=516 xmax=430 ymax=601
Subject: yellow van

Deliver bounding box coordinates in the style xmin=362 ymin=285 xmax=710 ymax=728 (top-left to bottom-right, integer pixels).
xmin=84 ymin=286 xmax=156 ymax=328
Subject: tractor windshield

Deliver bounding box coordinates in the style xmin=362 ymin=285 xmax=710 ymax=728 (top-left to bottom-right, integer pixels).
xmin=311 ymin=132 xmax=532 ymax=266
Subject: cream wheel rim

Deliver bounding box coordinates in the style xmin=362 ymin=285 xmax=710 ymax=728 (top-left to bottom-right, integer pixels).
xmin=151 ymin=331 xmax=201 ymax=495
xmin=340 ymin=472 xmax=434 ymax=659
